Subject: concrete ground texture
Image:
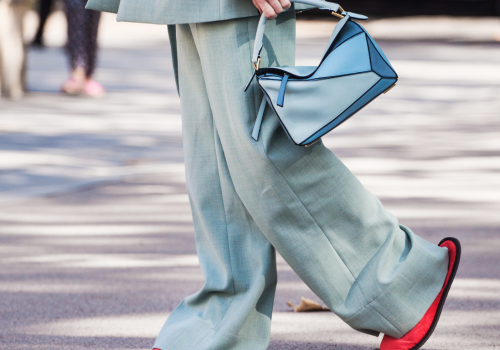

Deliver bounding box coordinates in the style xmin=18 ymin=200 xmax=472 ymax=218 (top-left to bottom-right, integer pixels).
xmin=1 ymin=12 xmax=500 ymax=350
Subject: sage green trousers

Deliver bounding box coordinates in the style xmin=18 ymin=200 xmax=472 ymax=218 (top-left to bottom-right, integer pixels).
xmin=153 ymin=11 xmax=449 ymax=350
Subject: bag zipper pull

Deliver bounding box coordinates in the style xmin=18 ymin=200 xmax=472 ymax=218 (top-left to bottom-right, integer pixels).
xmin=277 ymin=74 xmax=289 ymax=107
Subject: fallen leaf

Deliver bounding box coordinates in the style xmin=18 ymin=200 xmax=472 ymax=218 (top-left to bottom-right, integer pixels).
xmin=287 ymin=297 xmax=330 ymax=312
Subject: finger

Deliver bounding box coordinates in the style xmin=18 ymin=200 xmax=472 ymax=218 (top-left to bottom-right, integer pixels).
xmin=253 ymin=0 xmax=263 ymax=14
xmin=267 ymin=0 xmax=284 ymax=14
xmin=257 ymin=0 xmax=278 ymax=19
xmin=279 ymin=0 xmax=291 ymax=10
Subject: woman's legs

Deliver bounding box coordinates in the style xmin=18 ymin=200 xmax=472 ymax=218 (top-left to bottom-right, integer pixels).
xmin=153 ymin=22 xmax=278 ymax=350
xmin=154 ymin=12 xmax=449 ymax=350
xmin=63 ymin=0 xmax=103 ymax=96
xmin=33 ymin=0 xmax=53 ymax=46
xmin=83 ymin=6 xmax=100 ymax=78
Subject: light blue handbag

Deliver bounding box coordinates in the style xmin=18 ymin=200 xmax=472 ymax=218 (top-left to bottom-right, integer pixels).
xmin=246 ymin=0 xmax=398 ymax=147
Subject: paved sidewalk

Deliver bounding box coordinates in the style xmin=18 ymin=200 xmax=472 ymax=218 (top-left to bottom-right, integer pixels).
xmin=1 ymin=16 xmax=500 ymax=350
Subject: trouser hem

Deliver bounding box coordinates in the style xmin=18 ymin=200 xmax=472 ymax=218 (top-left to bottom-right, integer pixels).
xmin=344 ymin=227 xmax=449 ymax=338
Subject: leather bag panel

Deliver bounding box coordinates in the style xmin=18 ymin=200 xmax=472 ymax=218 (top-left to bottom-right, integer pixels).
xmin=259 ymin=72 xmax=381 ymax=144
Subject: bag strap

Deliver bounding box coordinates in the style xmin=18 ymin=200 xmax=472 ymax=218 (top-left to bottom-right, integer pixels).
xmin=251 ymin=1 xmax=367 ymax=70
xmin=252 ymin=0 xmax=342 ymax=69
xmin=252 ymin=96 xmax=268 ymax=141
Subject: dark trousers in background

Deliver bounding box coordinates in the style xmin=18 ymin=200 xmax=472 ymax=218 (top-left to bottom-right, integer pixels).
xmin=64 ymin=0 xmax=100 ymax=77
xmin=33 ymin=0 xmax=53 ymax=45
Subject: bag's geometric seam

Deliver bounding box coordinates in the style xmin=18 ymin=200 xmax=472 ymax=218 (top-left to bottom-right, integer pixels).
xmin=313 ymin=32 xmax=366 ymax=76
xmin=258 ymin=73 xmax=381 ymax=145
xmin=297 ymin=75 xmax=382 ymax=145
xmin=301 ymin=77 xmax=395 ymax=145
xmin=257 ymin=32 xmax=365 ymax=80
xmin=355 ymin=22 xmax=397 ymax=78
xmin=368 ymin=35 xmax=396 ymax=77
xmin=365 ymin=35 xmax=397 ymax=79
xmin=259 ymin=71 xmax=373 ymax=82
xmin=325 ymin=25 xmax=364 ymax=59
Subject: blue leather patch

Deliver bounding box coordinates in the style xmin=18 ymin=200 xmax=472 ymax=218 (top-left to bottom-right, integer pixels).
xmin=366 ymin=33 xmax=394 ymax=70
xmin=331 ymin=21 xmax=363 ymax=52
xmin=367 ymin=37 xmax=397 ymax=78
xmin=259 ymin=72 xmax=380 ymax=144
xmin=277 ymin=74 xmax=289 ymax=107
xmin=312 ymin=33 xmax=370 ymax=78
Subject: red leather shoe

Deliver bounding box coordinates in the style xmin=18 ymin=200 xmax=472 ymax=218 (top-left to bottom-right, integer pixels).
xmin=380 ymin=237 xmax=461 ymax=350
xmin=152 ymin=348 xmax=161 ymax=350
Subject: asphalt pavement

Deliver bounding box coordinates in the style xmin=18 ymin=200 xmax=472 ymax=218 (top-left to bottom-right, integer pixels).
xmin=1 ymin=14 xmax=500 ymax=350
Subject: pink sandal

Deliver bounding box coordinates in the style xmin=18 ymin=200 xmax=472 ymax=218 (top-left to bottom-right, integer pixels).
xmin=84 ymin=80 xmax=106 ymax=98
xmin=61 ymin=77 xmax=85 ymax=95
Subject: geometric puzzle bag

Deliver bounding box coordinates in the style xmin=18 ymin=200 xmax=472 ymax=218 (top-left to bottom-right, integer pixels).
xmin=246 ymin=0 xmax=398 ymax=146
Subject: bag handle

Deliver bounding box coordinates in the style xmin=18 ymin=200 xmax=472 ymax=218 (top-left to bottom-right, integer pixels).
xmin=252 ymin=0 xmax=367 ymax=70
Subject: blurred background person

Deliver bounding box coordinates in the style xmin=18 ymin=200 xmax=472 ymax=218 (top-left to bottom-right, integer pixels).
xmin=61 ymin=0 xmax=104 ymax=97
xmin=32 ymin=0 xmax=53 ymax=47
xmin=0 ymin=0 xmax=27 ymax=99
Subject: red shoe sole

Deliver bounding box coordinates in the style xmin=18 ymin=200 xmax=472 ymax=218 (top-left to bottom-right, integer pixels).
xmin=408 ymin=237 xmax=461 ymax=350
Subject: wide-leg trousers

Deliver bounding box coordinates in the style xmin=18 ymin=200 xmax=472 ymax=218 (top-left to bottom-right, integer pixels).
xmin=153 ymin=11 xmax=449 ymax=350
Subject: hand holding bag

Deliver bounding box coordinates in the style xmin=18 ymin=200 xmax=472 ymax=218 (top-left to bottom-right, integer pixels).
xmin=246 ymin=0 xmax=398 ymax=146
